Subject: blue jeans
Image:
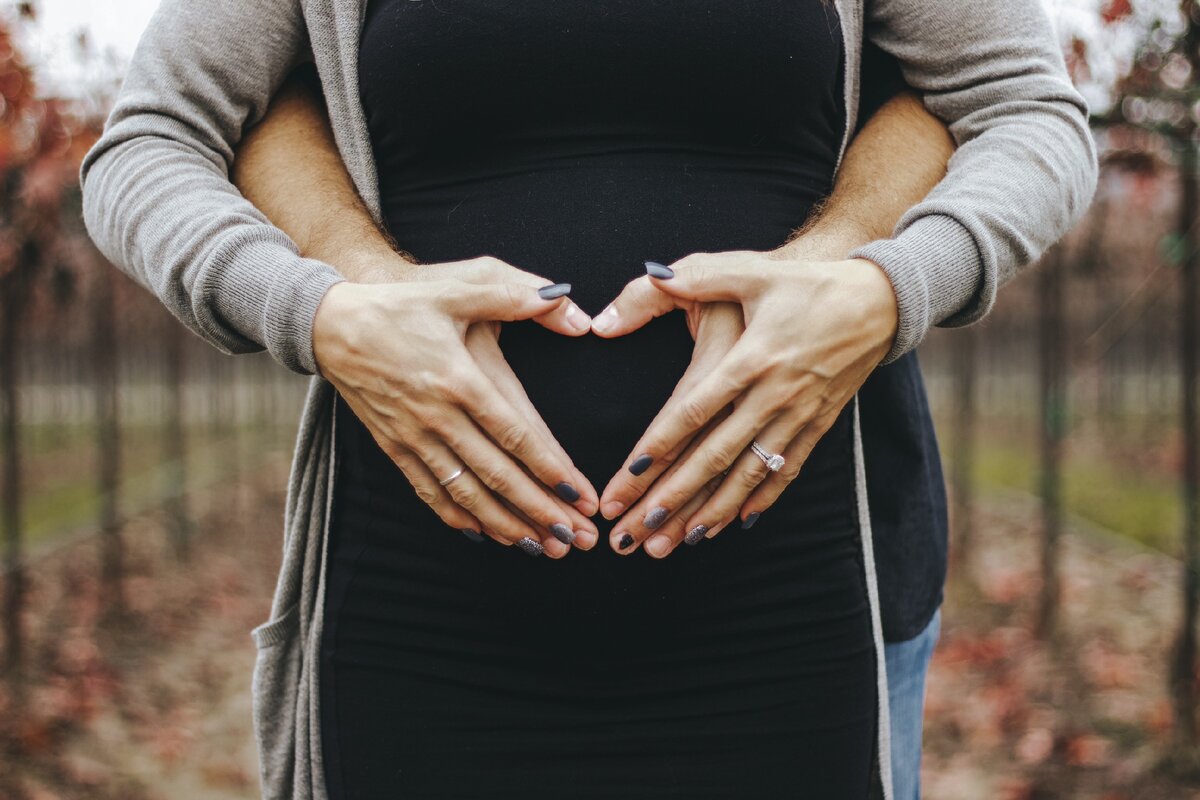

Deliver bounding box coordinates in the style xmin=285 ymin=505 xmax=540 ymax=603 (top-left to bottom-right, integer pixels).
xmin=885 ymin=608 xmax=941 ymax=800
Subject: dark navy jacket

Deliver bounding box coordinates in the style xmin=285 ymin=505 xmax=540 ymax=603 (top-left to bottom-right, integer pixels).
xmin=857 ymin=43 xmax=950 ymax=643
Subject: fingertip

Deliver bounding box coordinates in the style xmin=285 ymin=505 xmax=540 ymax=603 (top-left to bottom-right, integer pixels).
xmin=543 ymin=536 xmax=571 ymax=558
xmin=589 ymin=303 xmax=621 ymax=337
xmin=644 ymin=261 xmax=675 ymax=280
xmin=611 ymin=531 xmax=637 ymax=554
xmin=536 ymin=282 xmax=572 ymax=301
xmin=644 ymin=535 xmax=673 ymax=558
xmin=561 ymin=301 xmax=592 ymax=334
xmin=600 ymin=499 xmax=625 ymax=520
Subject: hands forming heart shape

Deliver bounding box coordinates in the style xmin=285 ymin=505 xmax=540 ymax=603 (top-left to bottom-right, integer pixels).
xmin=311 ymin=245 xmax=898 ymax=561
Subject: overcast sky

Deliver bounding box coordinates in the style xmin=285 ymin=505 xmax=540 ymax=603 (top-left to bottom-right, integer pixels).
xmin=6 ymin=0 xmax=161 ymax=95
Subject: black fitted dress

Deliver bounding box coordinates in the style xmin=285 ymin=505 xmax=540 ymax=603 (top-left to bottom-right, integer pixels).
xmin=320 ymin=2 xmax=879 ymax=798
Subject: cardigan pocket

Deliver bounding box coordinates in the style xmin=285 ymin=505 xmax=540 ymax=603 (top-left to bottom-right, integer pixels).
xmin=250 ymin=602 xmax=302 ymax=800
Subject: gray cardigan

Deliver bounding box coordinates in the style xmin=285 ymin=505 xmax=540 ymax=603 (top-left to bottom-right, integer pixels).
xmin=80 ymin=1 xmax=1097 ymax=798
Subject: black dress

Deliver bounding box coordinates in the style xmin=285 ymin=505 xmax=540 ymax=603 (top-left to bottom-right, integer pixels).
xmin=320 ymin=1 xmax=880 ymax=797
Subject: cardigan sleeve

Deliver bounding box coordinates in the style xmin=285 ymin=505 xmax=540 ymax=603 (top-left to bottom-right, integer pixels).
xmin=80 ymin=0 xmax=345 ymax=376
xmin=849 ymin=0 xmax=1099 ymax=364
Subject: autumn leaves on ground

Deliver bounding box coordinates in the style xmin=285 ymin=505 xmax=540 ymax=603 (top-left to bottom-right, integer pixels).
xmin=0 ymin=459 xmax=1196 ymax=800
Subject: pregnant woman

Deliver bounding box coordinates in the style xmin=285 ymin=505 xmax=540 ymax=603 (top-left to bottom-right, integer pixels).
xmin=80 ymin=0 xmax=1097 ymax=798
xmin=319 ymin=0 xmax=879 ymax=796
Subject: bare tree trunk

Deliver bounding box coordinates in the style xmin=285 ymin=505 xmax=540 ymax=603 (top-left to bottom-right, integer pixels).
xmin=1 ymin=239 xmax=37 ymax=676
xmin=1037 ymin=244 xmax=1067 ymax=640
xmin=92 ymin=270 xmax=125 ymax=622
xmin=1172 ymin=126 xmax=1200 ymax=749
xmin=950 ymin=325 xmax=977 ymax=569
xmin=163 ymin=318 xmax=191 ymax=560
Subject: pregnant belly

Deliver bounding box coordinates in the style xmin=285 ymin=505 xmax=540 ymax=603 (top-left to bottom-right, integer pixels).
xmin=380 ymin=157 xmax=828 ymax=486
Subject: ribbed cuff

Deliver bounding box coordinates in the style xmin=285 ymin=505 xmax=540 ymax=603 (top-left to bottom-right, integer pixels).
xmin=848 ymin=214 xmax=983 ymax=365
xmin=200 ymin=230 xmax=346 ymax=376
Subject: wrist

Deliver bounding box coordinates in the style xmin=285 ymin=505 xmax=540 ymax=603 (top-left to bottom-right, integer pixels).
xmin=311 ymin=281 xmax=359 ymax=380
xmin=302 ymin=220 xmax=416 ymax=284
xmin=845 ymin=257 xmax=900 ymax=354
xmin=774 ymin=219 xmax=876 ymax=263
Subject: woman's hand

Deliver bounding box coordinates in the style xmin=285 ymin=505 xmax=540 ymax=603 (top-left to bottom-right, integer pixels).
xmin=592 ymin=250 xmax=898 ymax=556
xmin=312 ymin=256 xmax=600 ymax=558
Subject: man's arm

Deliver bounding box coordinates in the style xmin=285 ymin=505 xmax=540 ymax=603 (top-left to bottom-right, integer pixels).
xmin=232 ymin=66 xmax=404 ymax=283
xmin=233 ymin=64 xmax=955 ymax=282
xmin=852 ymin=0 xmax=1098 ymax=363
xmin=780 ymin=89 xmax=954 ymax=261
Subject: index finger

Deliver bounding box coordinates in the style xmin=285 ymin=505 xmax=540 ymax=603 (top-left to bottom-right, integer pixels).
xmin=616 ymin=333 xmax=763 ymax=481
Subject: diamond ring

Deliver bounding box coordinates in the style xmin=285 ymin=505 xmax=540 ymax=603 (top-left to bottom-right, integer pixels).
xmin=749 ymin=441 xmax=785 ymax=472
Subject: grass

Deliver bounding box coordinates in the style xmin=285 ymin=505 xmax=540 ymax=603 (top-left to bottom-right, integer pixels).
xmin=957 ymin=430 xmax=1184 ymax=555
xmin=12 ymin=423 xmax=298 ymax=549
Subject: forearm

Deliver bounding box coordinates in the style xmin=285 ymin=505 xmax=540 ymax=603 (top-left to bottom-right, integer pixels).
xmin=778 ymin=90 xmax=955 ymax=262
xmin=233 ymin=71 xmax=408 ymax=283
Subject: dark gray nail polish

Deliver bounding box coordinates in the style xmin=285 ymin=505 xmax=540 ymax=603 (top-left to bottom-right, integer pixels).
xmin=684 ymin=525 xmax=708 ymax=545
xmin=550 ymin=523 xmax=576 ymax=545
xmin=741 ymin=511 xmax=761 ymax=530
xmin=517 ymin=536 xmax=544 ymax=557
xmin=555 ymin=482 xmax=581 ymax=503
xmin=537 ymin=283 xmax=572 ymax=300
xmin=628 ymin=454 xmax=654 ymax=476
xmin=460 ymin=528 xmax=484 ymax=543
xmin=644 ymin=261 xmax=675 ymax=279
xmin=643 ymin=506 xmax=669 ymax=529
xmin=618 ymin=532 xmax=635 ymax=550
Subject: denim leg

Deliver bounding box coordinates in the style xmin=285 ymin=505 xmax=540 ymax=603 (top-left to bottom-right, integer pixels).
xmin=884 ymin=608 xmax=941 ymax=800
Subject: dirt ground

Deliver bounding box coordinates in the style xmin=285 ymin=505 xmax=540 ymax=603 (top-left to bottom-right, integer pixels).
xmin=3 ymin=460 xmax=1200 ymax=799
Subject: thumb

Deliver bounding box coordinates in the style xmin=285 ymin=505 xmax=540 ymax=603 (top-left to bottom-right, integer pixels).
xmin=441 ymin=280 xmax=573 ymax=323
xmin=643 ymin=256 xmax=763 ymax=303
xmin=590 ymin=274 xmax=685 ymax=338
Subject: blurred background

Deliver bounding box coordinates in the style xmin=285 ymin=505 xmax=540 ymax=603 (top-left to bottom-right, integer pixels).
xmin=0 ymin=0 xmax=1198 ymax=797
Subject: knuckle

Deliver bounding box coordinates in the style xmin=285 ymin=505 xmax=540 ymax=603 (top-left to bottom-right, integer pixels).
xmin=476 ymin=256 xmax=504 ymax=278
xmin=680 ymin=397 xmax=711 ymax=430
xmin=736 ymin=464 xmax=767 ymax=490
xmin=701 ymin=445 xmax=736 ymax=475
xmin=476 ymin=463 xmax=512 ymax=495
xmin=496 ymin=421 xmax=531 ymax=454
xmin=446 ymin=481 xmax=482 ymax=510
xmin=412 ymin=481 xmax=441 ymax=506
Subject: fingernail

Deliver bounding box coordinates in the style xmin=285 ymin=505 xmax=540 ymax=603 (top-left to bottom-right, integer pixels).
xmin=460 ymin=528 xmax=484 ymax=543
xmin=550 ymin=523 xmax=576 ymax=545
xmin=618 ymin=532 xmax=635 ymax=550
xmin=644 ymin=261 xmax=675 ymax=279
xmin=575 ymin=529 xmax=596 ymax=548
xmin=591 ymin=304 xmax=619 ymax=334
xmin=628 ymin=454 xmax=653 ymax=476
xmin=555 ymin=482 xmax=581 ymax=503
xmin=537 ymin=283 xmax=572 ymax=300
xmin=684 ymin=525 xmax=708 ymax=545
xmin=741 ymin=512 xmax=761 ymax=530
xmin=517 ymin=536 xmax=544 ymax=556
xmin=643 ymin=506 xmax=669 ymax=530
xmin=601 ymin=500 xmax=625 ymax=519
